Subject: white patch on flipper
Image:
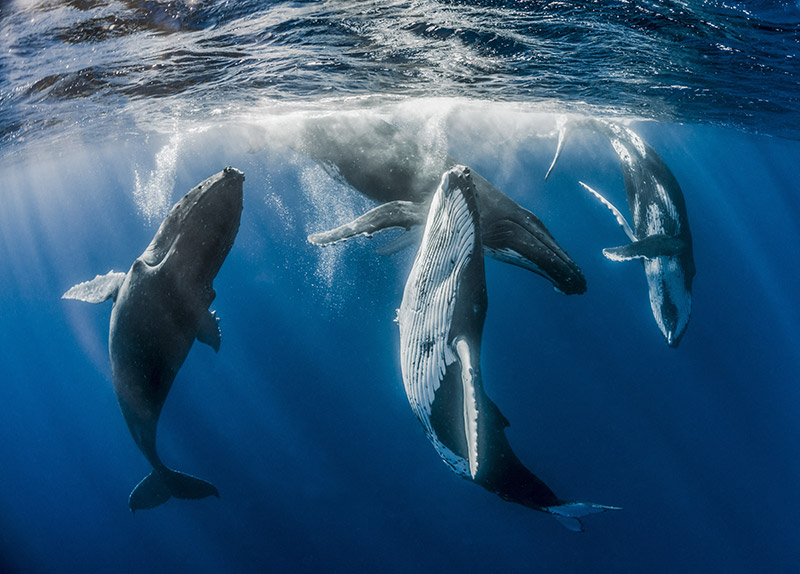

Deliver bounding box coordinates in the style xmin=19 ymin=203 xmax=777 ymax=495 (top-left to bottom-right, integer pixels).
xmin=455 ymin=338 xmax=479 ymax=479
xmin=62 ymin=271 xmax=126 ymax=303
xmin=579 ymin=181 xmax=636 ymax=242
xmin=397 ymin=169 xmax=476 ymax=477
xmin=603 ymin=247 xmax=644 ymax=262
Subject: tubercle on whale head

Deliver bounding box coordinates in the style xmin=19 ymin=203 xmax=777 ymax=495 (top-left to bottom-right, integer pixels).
xmin=437 ymin=165 xmax=473 ymax=198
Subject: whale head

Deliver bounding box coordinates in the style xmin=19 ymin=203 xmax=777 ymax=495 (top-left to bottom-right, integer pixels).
xmin=644 ymin=256 xmax=692 ymax=348
xmin=140 ymin=166 xmax=244 ymax=286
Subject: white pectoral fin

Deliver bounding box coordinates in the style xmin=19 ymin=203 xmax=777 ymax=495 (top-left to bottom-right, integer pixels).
xmin=62 ymin=271 xmax=126 ymax=303
xmin=603 ymin=234 xmax=687 ymax=262
xmin=197 ymin=310 xmax=221 ymax=352
xmin=454 ymin=338 xmax=480 ymax=479
xmin=579 ymin=181 xmax=636 ymax=242
xmin=544 ymin=120 xmax=568 ymax=181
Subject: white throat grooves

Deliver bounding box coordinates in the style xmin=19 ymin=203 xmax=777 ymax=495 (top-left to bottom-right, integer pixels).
xmin=398 ymin=175 xmax=476 ymax=442
xmin=455 ymin=338 xmax=479 ymax=478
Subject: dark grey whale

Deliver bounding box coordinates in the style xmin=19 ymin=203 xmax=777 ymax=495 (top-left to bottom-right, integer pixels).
xmin=295 ymin=115 xmax=586 ymax=295
xmin=63 ymin=167 xmax=244 ymax=511
xmin=397 ymin=165 xmax=619 ymax=531
xmin=546 ymin=119 xmax=695 ymax=347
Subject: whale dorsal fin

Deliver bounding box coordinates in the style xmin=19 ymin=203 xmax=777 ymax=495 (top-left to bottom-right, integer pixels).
xmin=307 ymin=200 xmax=428 ymax=247
xmin=197 ymin=310 xmax=221 ymax=352
xmin=62 ymin=271 xmax=126 ymax=303
xmin=603 ymin=234 xmax=687 ymax=262
xmin=578 ymin=181 xmax=636 ymax=242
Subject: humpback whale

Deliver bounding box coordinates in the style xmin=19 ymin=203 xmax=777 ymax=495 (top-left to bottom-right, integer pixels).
xmin=397 ymin=165 xmax=620 ymax=531
xmin=295 ymin=115 xmax=586 ymax=295
xmin=63 ymin=167 xmax=244 ymax=511
xmin=546 ymin=119 xmax=695 ymax=347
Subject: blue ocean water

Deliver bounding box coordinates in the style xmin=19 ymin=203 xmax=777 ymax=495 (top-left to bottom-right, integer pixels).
xmin=1 ymin=1 xmax=800 ymax=573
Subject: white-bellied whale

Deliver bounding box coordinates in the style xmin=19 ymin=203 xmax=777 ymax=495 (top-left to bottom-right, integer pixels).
xmin=546 ymin=118 xmax=695 ymax=347
xmin=295 ymin=115 xmax=587 ymax=295
xmin=63 ymin=167 xmax=244 ymax=512
xmin=397 ymin=165 xmax=620 ymax=531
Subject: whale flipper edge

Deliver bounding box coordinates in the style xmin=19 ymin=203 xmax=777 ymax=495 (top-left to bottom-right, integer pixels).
xmin=603 ymin=235 xmax=688 ymax=262
xmin=307 ymin=200 xmax=428 ymax=247
xmin=578 ymin=181 xmax=636 ymax=242
xmin=62 ymin=271 xmax=126 ymax=303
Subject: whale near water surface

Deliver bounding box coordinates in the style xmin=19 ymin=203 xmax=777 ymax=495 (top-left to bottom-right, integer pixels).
xmin=293 ymin=114 xmax=587 ymax=296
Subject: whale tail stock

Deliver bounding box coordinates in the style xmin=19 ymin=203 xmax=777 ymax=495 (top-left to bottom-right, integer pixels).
xmin=545 ymin=501 xmax=622 ymax=532
xmin=129 ymin=468 xmax=219 ymax=513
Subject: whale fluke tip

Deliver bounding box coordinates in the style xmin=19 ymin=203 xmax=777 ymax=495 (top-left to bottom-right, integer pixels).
xmin=546 ymin=501 xmax=622 ymax=532
xmin=129 ymin=469 xmax=219 ymax=513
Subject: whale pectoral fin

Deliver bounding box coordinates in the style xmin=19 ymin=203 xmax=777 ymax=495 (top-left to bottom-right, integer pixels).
xmin=197 ymin=310 xmax=221 ymax=352
xmin=62 ymin=271 xmax=126 ymax=303
xmin=578 ymin=182 xmax=636 ymax=242
xmin=603 ymin=234 xmax=687 ymax=262
xmin=307 ymin=200 xmax=427 ymax=247
xmin=546 ymin=501 xmax=622 ymax=532
xmin=454 ymin=339 xmax=480 ymax=480
xmin=544 ymin=119 xmax=569 ymax=180
xmin=480 ymin=219 xmax=546 ymax=272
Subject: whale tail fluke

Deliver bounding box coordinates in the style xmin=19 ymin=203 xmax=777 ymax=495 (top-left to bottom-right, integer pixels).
xmin=129 ymin=469 xmax=219 ymax=513
xmin=545 ymin=501 xmax=622 ymax=532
